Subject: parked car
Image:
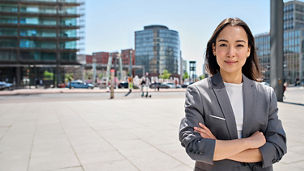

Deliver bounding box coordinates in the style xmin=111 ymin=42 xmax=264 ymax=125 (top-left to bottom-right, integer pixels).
xmin=66 ymin=80 xmax=94 ymax=89
xmin=149 ymin=82 xmax=161 ymax=89
xmin=164 ymin=82 xmax=181 ymax=88
xmin=181 ymin=82 xmax=194 ymax=88
xmin=58 ymin=83 xmax=66 ymax=88
xmin=118 ymin=82 xmax=128 ymax=88
xmin=0 ymin=81 xmax=13 ymax=90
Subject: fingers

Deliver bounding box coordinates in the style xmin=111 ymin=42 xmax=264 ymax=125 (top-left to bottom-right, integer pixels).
xmin=194 ymin=126 xmax=206 ymax=133
xmin=199 ymin=123 xmax=213 ymax=134
xmin=194 ymin=123 xmax=216 ymax=140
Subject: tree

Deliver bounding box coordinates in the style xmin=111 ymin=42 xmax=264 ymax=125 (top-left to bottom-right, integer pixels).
xmin=43 ymin=71 xmax=53 ymax=81
xmin=183 ymin=71 xmax=189 ymax=80
xmin=159 ymin=70 xmax=171 ymax=79
xmin=98 ymin=73 xmax=103 ymax=79
xmin=199 ymin=74 xmax=205 ymax=80
xmin=65 ymin=73 xmax=73 ymax=83
xmin=85 ymin=71 xmax=93 ymax=80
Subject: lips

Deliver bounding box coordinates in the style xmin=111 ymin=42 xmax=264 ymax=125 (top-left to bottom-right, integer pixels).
xmin=224 ymin=61 xmax=238 ymax=64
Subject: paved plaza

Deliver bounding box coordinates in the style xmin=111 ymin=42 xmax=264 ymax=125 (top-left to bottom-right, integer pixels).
xmin=0 ymin=87 xmax=303 ymax=171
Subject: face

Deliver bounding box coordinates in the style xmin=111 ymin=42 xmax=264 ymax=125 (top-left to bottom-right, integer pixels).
xmin=212 ymin=25 xmax=251 ymax=76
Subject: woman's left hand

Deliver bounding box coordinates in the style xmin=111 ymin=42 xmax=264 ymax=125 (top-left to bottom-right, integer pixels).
xmin=194 ymin=123 xmax=217 ymax=140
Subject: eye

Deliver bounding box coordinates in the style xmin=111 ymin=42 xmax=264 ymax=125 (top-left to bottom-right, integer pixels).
xmin=236 ymin=44 xmax=244 ymax=47
xmin=219 ymin=44 xmax=227 ymax=47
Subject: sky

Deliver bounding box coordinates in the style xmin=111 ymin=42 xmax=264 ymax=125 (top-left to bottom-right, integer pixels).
xmin=85 ymin=0 xmax=275 ymax=75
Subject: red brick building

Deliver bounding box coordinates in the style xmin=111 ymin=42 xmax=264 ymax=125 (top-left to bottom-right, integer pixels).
xmin=86 ymin=49 xmax=135 ymax=65
xmin=121 ymin=49 xmax=135 ymax=65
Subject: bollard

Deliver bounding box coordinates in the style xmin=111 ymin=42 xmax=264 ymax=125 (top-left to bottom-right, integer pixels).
xmin=110 ymin=69 xmax=115 ymax=99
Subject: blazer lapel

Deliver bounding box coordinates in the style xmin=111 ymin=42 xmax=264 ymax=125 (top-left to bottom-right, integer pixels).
xmin=211 ymin=73 xmax=238 ymax=139
xmin=242 ymin=75 xmax=256 ymax=138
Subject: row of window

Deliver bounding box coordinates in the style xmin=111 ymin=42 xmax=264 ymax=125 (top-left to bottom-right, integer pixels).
xmin=0 ymin=51 xmax=76 ymax=61
xmin=0 ymin=39 xmax=77 ymax=49
xmin=136 ymin=42 xmax=179 ymax=48
xmin=296 ymin=13 xmax=304 ymax=21
xmin=284 ymin=38 xmax=301 ymax=46
xmin=295 ymin=4 xmax=304 ymax=13
xmin=284 ymin=22 xmax=294 ymax=30
xmin=284 ymin=12 xmax=293 ymax=21
xmin=0 ymin=4 xmax=78 ymax=14
xmin=0 ymin=16 xmax=77 ymax=26
xmin=256 ymin=46 xmax=301 ymax=57
xmin=284 ymin=4 xmax=294 ymax=12
xmin=255 ymin=30 xmax=301 ymax=45
xmin=0 ymin=28 xmax=77 ymax=37
xmin=135 ymin=50 xmax=179 ymax=56
xmin=136 ymin=37 xmax=179 ymax=43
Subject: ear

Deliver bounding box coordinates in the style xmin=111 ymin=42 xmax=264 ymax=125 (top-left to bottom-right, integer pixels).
xmin=247 ymin=46 xmax=251 ymax=58
xmin=212 ymin=43 xmax=216 ymax=56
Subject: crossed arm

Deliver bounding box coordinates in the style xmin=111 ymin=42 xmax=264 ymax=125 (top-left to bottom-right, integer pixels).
xmin=194 ymin=123 xmax=265 ymax=163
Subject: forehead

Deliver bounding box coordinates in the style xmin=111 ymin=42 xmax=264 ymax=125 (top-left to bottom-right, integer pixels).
xmin=216 ymin=25 xmax=248 ymax=42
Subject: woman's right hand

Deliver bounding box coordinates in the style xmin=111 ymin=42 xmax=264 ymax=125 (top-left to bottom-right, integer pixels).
xmin=246 ymin=131 xmax=266 ymax=149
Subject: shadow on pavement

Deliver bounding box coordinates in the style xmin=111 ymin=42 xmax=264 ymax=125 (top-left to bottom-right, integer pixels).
xmin=282 ymin=101 xmax=304 ymax=107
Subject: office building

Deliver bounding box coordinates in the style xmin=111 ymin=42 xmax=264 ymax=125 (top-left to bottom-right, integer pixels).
xmin=135 ymin=25 xmax=180 ymax=77
xmin=0 ymin=0 xmax=85 ymax=87
xmin=255 ymin=0 xmax=304 ymax=84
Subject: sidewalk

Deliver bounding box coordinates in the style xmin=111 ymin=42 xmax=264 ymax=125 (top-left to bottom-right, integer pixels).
xmin=0 ymin=88 xmax=303 ymax=171
xmin=0 ymin=87 xmax=186 ymax=96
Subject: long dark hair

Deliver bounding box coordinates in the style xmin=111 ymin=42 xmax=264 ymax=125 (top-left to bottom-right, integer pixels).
xmin=205 ymin=18 xmax=261 ymax=81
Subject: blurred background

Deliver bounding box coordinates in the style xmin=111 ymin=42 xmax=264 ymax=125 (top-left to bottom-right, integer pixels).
xmin=0 ymin=0 xmax=303 ymax=91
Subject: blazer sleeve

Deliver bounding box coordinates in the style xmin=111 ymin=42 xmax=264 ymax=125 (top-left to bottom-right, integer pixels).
xmin=259 ymin=88 xmax=287 ymax=168
xmin=179 ymin=85 xmax=216 ymax=165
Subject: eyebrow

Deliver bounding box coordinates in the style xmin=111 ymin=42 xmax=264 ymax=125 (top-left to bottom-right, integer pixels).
xmin=218 ymin=39 xmax=247 ymax=43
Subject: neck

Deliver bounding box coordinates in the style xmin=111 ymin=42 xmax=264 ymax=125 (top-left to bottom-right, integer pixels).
xmin=220 ymin=70 xmax=243 ymax=84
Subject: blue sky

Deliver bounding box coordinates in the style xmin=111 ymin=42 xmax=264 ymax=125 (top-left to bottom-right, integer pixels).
xmin=85 ymin=0 xmax=276 ymax=75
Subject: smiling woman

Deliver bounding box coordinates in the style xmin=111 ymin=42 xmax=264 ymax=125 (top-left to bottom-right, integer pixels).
xmin=179 ymin=18 xmax=287 ymax=171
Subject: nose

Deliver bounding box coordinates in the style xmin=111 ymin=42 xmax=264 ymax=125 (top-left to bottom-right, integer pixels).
xmin=227 ymin=46 xmax=236 ymax=58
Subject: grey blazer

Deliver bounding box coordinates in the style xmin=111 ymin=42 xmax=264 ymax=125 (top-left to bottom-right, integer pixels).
xmin=179 ymin=73 xmax=287 ymax=171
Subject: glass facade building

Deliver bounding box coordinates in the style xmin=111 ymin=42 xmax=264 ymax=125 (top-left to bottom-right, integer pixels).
xmin=255 ymin=0 xmax=304 ymax=85
xmin=0 ymin=0 xmax=84 ymax=87
xmin=135 ymin=25 xmax=180 ymax=77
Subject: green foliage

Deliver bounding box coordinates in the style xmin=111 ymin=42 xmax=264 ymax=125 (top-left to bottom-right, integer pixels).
xmin=98 ymin=73 xmax=103 ymax=79
xmin=183 ymin=72 xmax=189 ymax=80
xmin=43 ymin=71 xmax=53 ymax=80
xmin=65 ymin=73 xmax=73 ymax=82
xmin=199 ymin=75 xmax=205 ymax=80
xmin=159 ymin=69 xmax=171 ymax=79
xmin=85 ymin=71 xmax=93 ymax=80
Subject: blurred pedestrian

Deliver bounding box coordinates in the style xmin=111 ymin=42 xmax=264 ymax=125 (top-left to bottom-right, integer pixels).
xmin=140 ymin=78 xmax=146 ymax=97
xmin=179 ymin=18 xmax=286 ymax=171
xmin=283 ymin=82 xmax=287 ymax=99
xmin=68 ymin=77 xmax=72 ymax=89
xmin=35 ymin=79 xmax=39 ymax=88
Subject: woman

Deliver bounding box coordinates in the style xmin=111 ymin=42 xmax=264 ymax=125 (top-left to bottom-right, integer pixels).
xmin=179 ymin=18 xmax=286 ymax=171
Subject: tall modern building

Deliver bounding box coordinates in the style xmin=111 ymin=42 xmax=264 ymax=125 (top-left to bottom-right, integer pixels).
xmin=0 ymin=0 xmax=85 ymax=87
xmin=255 ymin=0 xmax=304 ymax=84
xmin=135 ymin=25 xmax=180 ymax=77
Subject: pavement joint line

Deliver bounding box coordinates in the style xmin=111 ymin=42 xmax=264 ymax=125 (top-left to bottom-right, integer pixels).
xmin=139 ymin=138 xmax=193 ymax=169
xmin=55 ymin=106 xmax=86 ymax=171
xmin=54 ymin=165 xmax=83 ymax=170
xmin=26 ymin=111 xmax=38 ymax=171
xmin=66 ymin=104 xmax=141 ymax=171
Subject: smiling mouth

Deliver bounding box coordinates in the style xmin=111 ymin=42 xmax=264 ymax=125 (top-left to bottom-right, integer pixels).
xmin=225 ymin=61 xmax=238 ymax=64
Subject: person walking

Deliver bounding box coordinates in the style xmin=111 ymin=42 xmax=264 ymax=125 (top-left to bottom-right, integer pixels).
xmin=179 ymin=18 xmax=286 ymax=171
